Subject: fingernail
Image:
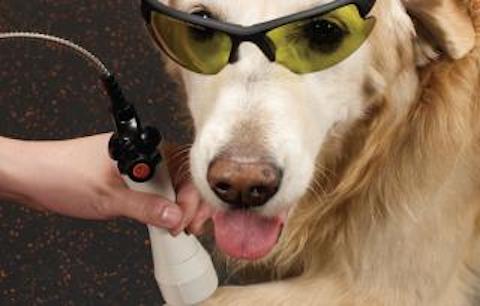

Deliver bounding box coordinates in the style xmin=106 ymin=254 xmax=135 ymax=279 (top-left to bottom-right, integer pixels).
xmin=160 ymin=206 xmax=182 ymax=228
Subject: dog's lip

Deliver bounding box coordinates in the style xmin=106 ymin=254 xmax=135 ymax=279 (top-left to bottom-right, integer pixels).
xmin=212 ymin=209 xmax=288 ymax=261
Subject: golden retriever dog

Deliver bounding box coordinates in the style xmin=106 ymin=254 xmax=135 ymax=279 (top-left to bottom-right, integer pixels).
xmin=154 ymin=0 xmax=480 ymax=304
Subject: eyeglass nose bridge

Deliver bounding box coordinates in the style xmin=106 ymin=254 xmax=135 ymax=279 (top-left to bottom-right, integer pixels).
xmin=228 ymin=34 xmax=276 ymax=64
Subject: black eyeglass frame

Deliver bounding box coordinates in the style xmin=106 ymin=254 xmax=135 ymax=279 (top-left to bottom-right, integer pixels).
xmin=141 ymin=0 xmax=376 ymax=66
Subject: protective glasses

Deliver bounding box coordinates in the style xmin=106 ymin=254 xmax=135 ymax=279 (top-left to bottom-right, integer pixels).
xmin=141 ymin=0 xmax=376 ymax=75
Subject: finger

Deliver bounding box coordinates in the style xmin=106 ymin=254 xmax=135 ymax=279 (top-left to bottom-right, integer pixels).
xmin=170 ymin=181 xmax=201 ymax=235
xmin=186 ymin=200 xmax=214 ymax=236
xmin=114 ymin=189 xmax=183 ymax=229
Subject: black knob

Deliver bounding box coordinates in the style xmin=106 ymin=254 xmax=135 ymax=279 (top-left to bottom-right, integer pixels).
xmin=139 ymin=126 xmax=162 ymax=152
xmin=108 ymin=135 xmax=124 ymax=161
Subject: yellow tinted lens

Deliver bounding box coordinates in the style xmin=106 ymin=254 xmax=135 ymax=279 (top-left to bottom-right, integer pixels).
xmin=267 ymin=4 xmax=375 ymax=74
xmin=151 ymin=13 xmax=232 ymax=74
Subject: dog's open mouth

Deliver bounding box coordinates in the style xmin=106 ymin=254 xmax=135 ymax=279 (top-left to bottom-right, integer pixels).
xmin=212 ymin=210 xmax=286 ymax=260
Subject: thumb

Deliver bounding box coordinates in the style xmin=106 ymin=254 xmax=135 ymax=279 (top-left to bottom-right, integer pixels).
xmin=113 ymin=189 xmax=184 ymax=229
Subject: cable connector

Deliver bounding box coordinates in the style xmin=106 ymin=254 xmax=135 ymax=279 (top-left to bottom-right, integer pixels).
xmin=103 ymin=74 xmax=162 ymax=182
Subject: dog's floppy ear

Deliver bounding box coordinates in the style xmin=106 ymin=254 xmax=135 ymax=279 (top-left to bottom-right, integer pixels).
xmin=404 ymin=0 xmax=475 ymax=59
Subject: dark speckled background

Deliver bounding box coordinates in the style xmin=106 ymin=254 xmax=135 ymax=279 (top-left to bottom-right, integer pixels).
xmin=0 ymin=1 xmax=195 ymax=305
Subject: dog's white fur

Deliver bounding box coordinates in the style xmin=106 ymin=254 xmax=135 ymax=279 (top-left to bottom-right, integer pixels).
xmin=184 ymin=1 xmax=374 ymax=219
xmin=159 ymin=0 xmax=480 ymax=304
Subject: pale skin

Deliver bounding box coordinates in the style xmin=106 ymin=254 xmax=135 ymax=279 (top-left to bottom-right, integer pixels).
xmin=0 ymin=133 xmax=212 ymax=235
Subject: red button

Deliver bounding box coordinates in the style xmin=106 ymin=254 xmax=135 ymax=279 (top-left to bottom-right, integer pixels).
xmin=132 ymin=163 xmax=151 ymax=180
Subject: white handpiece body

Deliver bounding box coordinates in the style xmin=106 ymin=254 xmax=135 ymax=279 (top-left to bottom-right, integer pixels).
xmin=123 ymin=162 xmax=218 ymax=306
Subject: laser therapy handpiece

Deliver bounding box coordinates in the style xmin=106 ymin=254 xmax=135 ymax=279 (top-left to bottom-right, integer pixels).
xmin=105 ymin=76 xmax=218 ymax=306
xmin=0 ymin=32 xmax=218 ymax=306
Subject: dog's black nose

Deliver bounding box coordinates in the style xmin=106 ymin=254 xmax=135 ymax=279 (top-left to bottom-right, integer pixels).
xmin=207 ymin=157 xmax=282 ymax=208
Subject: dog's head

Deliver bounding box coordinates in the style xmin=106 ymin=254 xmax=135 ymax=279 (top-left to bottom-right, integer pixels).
xmin=150 ymin=0 xmax=475 ymax=260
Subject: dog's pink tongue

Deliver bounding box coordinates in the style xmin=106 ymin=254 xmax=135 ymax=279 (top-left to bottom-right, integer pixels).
xmin=213 ymin=210 xmax=283 ymax=260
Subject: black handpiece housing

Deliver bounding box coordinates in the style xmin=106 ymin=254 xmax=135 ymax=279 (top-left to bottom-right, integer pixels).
xmin=103 ymin=74 xmax=162 ymax=183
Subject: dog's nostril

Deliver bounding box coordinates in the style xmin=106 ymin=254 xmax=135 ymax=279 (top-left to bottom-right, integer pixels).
xmin=212 ymin=181 xmax=239 ymax=204
xmin=250 ymin=186 xmax=269 ymax=198
xmin=215 ymin=182 xmax=232 ymax=194
xmin=207 ymin=157 xmax=282 ymax=208
xmin=246 ymin=185 xmax=277 ymax=207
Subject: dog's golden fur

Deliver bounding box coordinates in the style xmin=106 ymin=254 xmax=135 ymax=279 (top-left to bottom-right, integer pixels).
xmin=162 ymin=0 xmax=480 ymax=304
xmin=195 ymin=1 xmax=480 ymax=305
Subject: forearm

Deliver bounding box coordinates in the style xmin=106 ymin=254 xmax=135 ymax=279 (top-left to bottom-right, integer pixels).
xmin=0 ymin=135 xmax=112 ymax=217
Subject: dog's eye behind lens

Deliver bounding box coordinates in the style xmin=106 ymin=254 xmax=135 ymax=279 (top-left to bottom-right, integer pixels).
xmin=304 ymin=19 xmax=345 ymax=53
xmin=189 ymin=25 xmax=216 ymax=41
xmin=192 ymin=10 xmax=212 ymax=20
xmin=150 ymin=11 xmax=233 ymax=74
xmin=190 ymin=10 xmax=215 ymax=41
xmin=266 ymin=4 xmax=375 ymax=74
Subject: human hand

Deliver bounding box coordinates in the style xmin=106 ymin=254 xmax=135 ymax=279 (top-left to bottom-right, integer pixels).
xmin=0 ymin=133 xmax=213 ymax=234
